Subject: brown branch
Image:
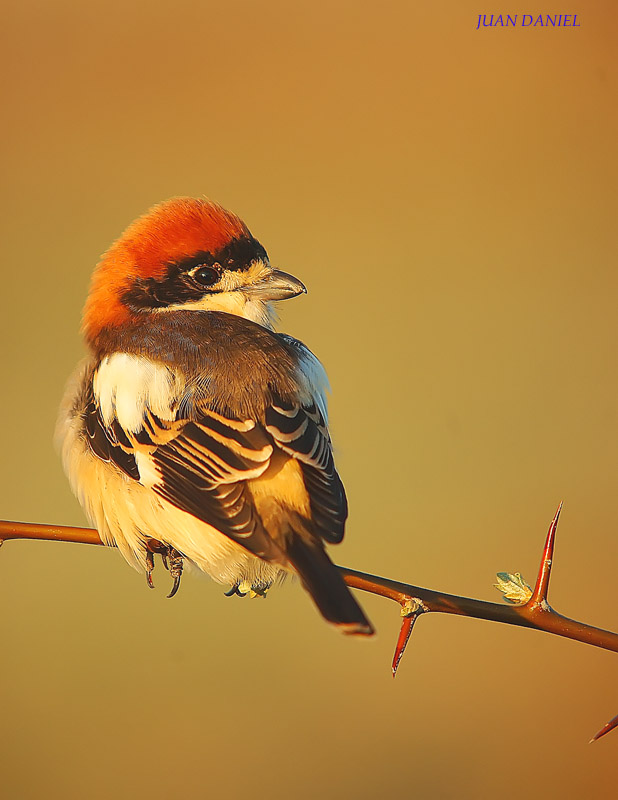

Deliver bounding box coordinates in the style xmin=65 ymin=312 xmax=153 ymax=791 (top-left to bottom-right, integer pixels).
xmin=1 ymin=505 xmax=616 ymax=740
xmin=342 ymin=503 xmax=618 ymax=658
xmin=0 ymin=520 xmax=103 ymax=546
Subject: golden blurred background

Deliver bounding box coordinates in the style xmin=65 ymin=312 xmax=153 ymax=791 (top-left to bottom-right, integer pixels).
xmin=1 ymin=1 xmax=617 ymax=797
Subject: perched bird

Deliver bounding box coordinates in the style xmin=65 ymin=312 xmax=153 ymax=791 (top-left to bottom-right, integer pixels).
xmin=57 ymin=197 xmax=373 ymax=635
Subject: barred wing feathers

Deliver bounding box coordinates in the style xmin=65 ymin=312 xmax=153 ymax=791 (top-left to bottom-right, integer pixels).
xmin=84 ymin=375 xmax=370 ymax=633
xmin=85 ymin=389 xmax=283 ymax=562
xmin=264 ymin=400 xmax=347 ymax=544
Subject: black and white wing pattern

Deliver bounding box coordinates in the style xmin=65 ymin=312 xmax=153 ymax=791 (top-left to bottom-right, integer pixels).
xmin=84 ymin=383 xmax=284 ymax=562
xmin=84 ymin=360 xmax=347 ymax=557
xmin=265 ymin=399 xmax=347 ymax=544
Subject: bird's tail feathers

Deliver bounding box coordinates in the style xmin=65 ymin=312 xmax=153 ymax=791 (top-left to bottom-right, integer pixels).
xmin=286 ymin=536 xmax=374 ymax=636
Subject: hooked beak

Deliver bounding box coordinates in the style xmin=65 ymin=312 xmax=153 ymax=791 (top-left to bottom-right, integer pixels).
xmin=245 ymin=269 xmax=307 ymax=301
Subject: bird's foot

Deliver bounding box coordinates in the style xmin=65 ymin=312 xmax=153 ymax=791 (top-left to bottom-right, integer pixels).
xmin=224 ymin=583 xmax=248 ymax=597
xmin=165 ymin=547 xmax=184 ymax=598
xmin=223 ymin=581 xmax=270 ymax=599
xmin=145 ymin=538 xmax=184 ymax=598
xmin=146 ymin=548 xmax=156 ymax=589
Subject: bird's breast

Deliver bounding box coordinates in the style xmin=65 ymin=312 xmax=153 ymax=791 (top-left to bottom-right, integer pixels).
xmin=93 ymin=352 xmax=183 ymax=433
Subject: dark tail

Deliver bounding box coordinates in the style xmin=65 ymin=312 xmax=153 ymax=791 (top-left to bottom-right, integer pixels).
xmin=286 ymin=537 xmax=374 ymax=636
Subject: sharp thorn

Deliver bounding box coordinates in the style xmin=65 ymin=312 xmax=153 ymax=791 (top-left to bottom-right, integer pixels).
xmin=530 ymin=501 xmax=563 ymax=607
xmin=590 ymin=713 xmax=618 ymax=743
xmin=391 ymin=610 xmax=419 ymax=678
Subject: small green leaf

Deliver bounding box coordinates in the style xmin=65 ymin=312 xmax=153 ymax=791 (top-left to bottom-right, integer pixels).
xmin=494 ymin=572 xmax=533 ymax=604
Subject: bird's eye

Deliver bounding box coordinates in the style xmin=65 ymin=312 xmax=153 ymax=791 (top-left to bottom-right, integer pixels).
xmin=193 ymin=266 xmax=220 ymax=287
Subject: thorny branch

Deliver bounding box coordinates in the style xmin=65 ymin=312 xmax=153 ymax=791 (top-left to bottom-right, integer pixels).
xmin=0 ymin=504 xmax=616 ymax=741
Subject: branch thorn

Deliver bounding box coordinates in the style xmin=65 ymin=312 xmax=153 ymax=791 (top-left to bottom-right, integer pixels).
xmin=529 ymin=502 xmax=563 ymax=609
xmin=392 ymin=599 xmax=424 ymax=678
xmin=590 ymin=712 xmax=618 ymax=743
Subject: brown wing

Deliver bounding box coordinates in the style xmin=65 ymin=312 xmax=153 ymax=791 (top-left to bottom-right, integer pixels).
xmin=85 ymin=368 xmax=346 ymax=558
xmin=84 ymin=387 xmax=284 ymax=563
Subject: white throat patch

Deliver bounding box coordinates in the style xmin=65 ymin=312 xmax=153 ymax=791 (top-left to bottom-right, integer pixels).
xmin=163 ymin=292 xmax=276 ymax=328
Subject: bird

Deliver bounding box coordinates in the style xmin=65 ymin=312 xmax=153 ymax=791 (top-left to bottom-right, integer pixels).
xmin=57 ymin=197 xmax=373 ymax=635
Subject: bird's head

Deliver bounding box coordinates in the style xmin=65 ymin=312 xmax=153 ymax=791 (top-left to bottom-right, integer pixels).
xmin=82 ymin=197 xmax=306 ymax=345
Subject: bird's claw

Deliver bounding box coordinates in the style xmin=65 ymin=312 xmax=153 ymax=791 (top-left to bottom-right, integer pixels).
xmin=145 ymin=538 xmax=184 ymax=598
xmin=145 ymin=549 xmax=155 ymax=589
xmin=224 ymin=584 xmax=248 ymax=597
xmin=224 ymin=581 xmax=270 ymax=598
xmin=166 ymin=548 xmax=184 ymax=598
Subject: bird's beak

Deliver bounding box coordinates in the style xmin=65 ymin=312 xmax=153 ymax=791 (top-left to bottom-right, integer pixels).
xmin=245 ymin=269 xmax=307 ymax=301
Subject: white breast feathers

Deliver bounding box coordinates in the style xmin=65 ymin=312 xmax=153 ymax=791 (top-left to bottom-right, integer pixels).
xmin=93 ymin=353 xmax=183 ymax=432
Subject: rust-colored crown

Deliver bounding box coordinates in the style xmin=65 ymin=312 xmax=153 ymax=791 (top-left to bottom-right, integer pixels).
xmin=82 ymin=197 xmax=249 ymax=344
